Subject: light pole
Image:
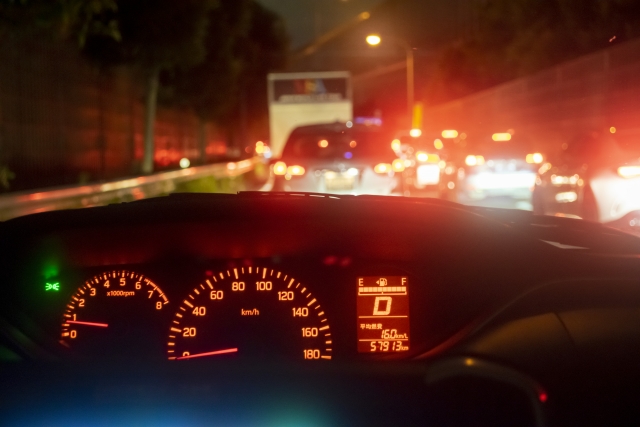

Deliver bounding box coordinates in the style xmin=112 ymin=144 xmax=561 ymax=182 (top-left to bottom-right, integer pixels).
xmin=366 ymin=34 xmax=415 ymax=123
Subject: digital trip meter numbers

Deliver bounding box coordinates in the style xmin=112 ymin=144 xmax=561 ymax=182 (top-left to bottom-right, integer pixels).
xmin=357 ymin=276 xmax=409 ymax=353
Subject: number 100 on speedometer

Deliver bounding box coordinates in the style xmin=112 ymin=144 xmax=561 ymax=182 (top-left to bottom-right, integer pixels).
xmin=357 ymin=276 xmax=409 ymax=353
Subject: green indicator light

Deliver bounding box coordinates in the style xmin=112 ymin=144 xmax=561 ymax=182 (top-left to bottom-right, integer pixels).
xmin=45 ymin=282 xmax=60 ymax=292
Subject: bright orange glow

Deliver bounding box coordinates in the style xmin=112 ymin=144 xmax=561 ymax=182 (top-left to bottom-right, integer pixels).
xmin=366 ymin=34 xmax=381 ymax=46
xmin=350 ymin=140 xmax=357 ymax=147
xmin=273 ymin=161 xmax=287 ymax=175
xmin=464 ymin=155 xmax=484 ymax=166
xmin=255 ymin=145 xmax=265 ymax=154
xmin=256 ymin=141 xmax=264 ymax=147
xmin=492 ymin=133 xmax=512 ymax=141
xmin=392 ymin=159 xmax=405 ymax=172
xmin=610 ymin=126 xmax=617 ymax=134
xmin=391 ymin=139 xmax=401 ymax=151
xmin=416 ymin=152 xmax=441 ymax=163
xmin=618 ymin=165 xmax=640 ymax=178
xmin=538 ymin=162 xmax=552 ymax=175
xmin=434 ymin=139 xmax=444 ymax=150
xmin=318 ymin=139 xmax=329 ymax=148
xmin=465 ymin=358 xmax=474 ymax=366
xmin=550 ymin=174 xmax=580 ymax=185
xmin=526 ymin=152 xmax=544 ymax=164
xmin=409 ymin=128 xmax=422 ymax=138
xmin=287 ymin=165 xmax=306 ymax=176
xmin=441 ymin=130 xmax=458 ymax=139
xmin=374 ymin=163 xmax=391 ymax=174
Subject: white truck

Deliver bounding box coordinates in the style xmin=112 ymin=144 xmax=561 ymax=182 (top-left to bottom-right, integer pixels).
xmin=267 ymin=71 xmax=353 ymax=157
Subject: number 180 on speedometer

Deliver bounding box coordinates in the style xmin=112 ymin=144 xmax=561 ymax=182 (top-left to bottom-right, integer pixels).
xmin=357 ymin=276 xmax=409 ymax=353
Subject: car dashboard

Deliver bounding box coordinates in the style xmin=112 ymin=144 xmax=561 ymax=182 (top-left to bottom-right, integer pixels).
xmin=3 ymin=192 xmax=640 ymax=426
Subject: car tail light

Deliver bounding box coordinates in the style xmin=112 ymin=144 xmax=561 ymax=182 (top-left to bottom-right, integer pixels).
xmin=273 ymin=161 xmax=287 ymax=175
xmin=416 ymin=152 xmax=441 ymax=163
xmin=550 ymin=174 xmax=580 ymax=185
xmin=526 ymin=153 xmax=544 ymax=164
xmin=618 ymin=166 xmax=640 ymax=179
xmin=392 ymin=159 xmax=405 ymax=172
xmin=492 ymin=133 xmax=511 ymax=141
xmin=374 ymin=163 xmax=392 ymax=174
xmin=287 ymin=165 xmax=305 ymax=176
xmin=465 ymin=155 xmax=485 ymax=166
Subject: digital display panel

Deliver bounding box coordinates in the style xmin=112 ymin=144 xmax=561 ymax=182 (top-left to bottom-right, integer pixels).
xmin=357 ymin=276 xmax=409 ymax=353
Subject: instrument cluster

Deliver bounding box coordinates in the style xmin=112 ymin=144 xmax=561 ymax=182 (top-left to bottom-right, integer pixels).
xmin=54 ymin=260 xmax=415 ymax=362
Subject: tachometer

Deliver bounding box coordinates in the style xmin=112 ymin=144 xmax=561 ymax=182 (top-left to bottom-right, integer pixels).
xmin=168 ymin=266 xmax=332 ymax=361
xmin=60 ymin=270 xmax=169 ymax=357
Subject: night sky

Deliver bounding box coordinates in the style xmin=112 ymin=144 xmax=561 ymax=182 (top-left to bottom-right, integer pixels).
xmin=256 ymin=0 xmax=384 ymax=49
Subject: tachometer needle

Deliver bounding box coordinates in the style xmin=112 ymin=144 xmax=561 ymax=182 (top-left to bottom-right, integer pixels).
xmin=67 ymin=320 xmax=109 ymax=328
xmin=177 ymin=348 xmax=238 ymax=360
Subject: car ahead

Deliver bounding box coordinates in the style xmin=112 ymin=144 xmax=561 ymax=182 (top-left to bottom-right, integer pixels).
xmin=4 ymin=193 xmax=640 ymax=426
xmin=271 ymin=122 xmax=402 ymax=195
xmin=456 ymin=133 xmax=544 ymax=209
xmin=391 ymin=132 xmax=444 ymax=195
xmin=533 ymin=130 xmax=640 ymax=223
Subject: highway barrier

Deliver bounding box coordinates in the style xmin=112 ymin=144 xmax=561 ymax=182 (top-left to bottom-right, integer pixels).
xmin=0 ymin=158 xmax=261 ymax=221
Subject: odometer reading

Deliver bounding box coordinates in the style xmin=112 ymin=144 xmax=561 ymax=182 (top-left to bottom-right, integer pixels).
xmin=357 ymin=276 xmax=409 ymax=353
xmin=168 ymin=266 xmax=332 ymax=361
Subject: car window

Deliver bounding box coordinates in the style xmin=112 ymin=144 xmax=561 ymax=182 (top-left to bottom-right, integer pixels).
xmin=282 ymin=129 xmax=395 ymax=162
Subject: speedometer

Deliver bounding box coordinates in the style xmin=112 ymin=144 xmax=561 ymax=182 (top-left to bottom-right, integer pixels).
xmin=168 ymin=266 xmax=332 ymax=361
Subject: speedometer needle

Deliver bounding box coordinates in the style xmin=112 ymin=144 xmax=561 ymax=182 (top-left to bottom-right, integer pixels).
xmin=177 ymin=348 xmax=238 ymax=360
xmin=67 ymin=320 xmax=109 ymax=328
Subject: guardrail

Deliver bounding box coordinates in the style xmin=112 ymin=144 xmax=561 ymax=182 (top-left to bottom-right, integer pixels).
xmin=0 ymin=157 xmax=260 ymax=221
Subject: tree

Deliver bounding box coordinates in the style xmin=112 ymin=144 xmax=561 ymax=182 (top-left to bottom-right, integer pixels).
xmin=83 ymin=0 xmax=215 ymax=173
xmin=0 ymin=0 xmax=120 ymax=45
xmin=425 ymin=0 xmax=640 ymax=105
xmin=161 ymin=0 xmax=288 ymax=162
xmin=0 ymin=0 xmax=120 ymax=190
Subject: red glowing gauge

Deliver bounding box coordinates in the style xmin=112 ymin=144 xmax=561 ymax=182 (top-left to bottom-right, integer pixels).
xmin=60 ymin=270 xmax=169 ymax=357
xmin=357 ymin=276 xmax=410 ymax=353
xmin=168 ymin=266 xmax=332 ymax=361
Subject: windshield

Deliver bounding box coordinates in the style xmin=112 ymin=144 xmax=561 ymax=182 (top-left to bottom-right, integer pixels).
xmin=6 ymin=3 xmax=640 ymax=427
xmin=0 ymin=0 xmax=639 ymax=234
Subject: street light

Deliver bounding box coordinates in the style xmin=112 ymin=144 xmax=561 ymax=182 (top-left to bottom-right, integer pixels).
xmin=366 ymin=33 xmax=414 ymax=124
xmin=366 ymin=34 xmax=381 ymax=46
